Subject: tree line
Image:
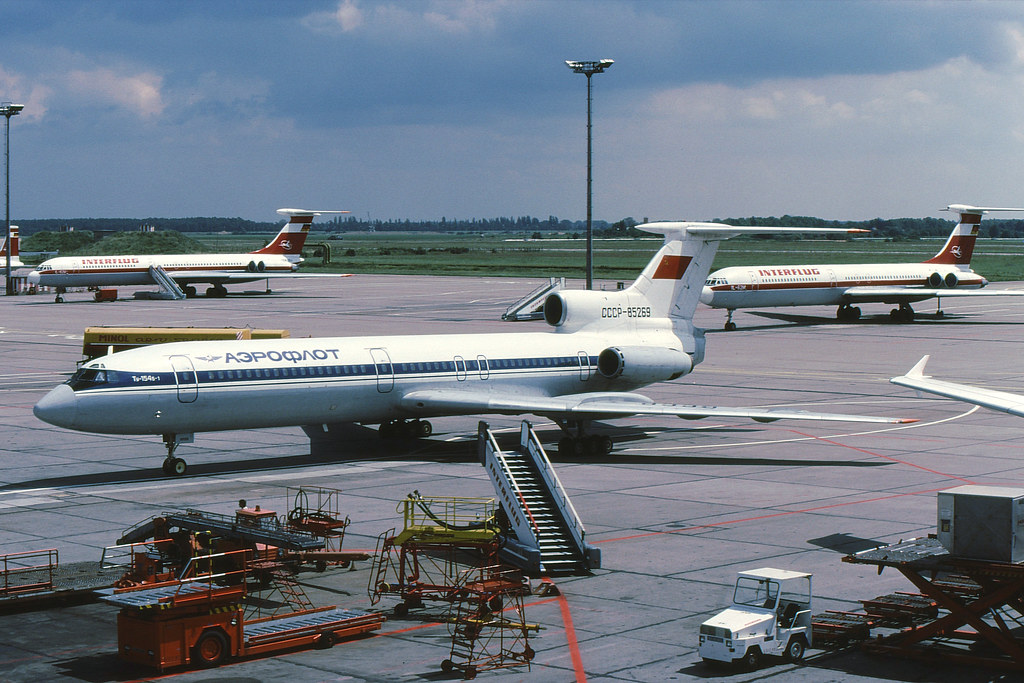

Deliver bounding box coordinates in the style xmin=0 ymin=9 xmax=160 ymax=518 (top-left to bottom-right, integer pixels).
xmin=15 ymin=214 xmax=1024 ymax=239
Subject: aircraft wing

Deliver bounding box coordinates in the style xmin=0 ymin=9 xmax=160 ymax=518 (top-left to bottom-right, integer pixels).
xmin=842 ymin=286 xmax=1024 ymax=304
xmin=166 ymin=271 xmax=353 ymax=282
xmin=891 ymin=355 xmax=1024 ymax=417
xmin=400 ymin=389 xmax=914 ymax=424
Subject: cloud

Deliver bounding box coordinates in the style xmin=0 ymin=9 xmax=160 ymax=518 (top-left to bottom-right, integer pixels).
xmin=64 ymin=67 xmax=165 ymax=118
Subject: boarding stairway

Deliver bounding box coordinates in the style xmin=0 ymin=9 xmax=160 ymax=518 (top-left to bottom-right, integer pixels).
xmin=502 ymin=277 xmax=563 ymax=321
xmin=147 ymin=264 xmax=187 ymax=299
xmin=478 ymin=421 xmax=599 ymax=575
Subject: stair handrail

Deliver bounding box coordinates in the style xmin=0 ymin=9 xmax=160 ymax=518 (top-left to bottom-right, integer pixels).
xmin=481 ymin=427 xmax=541 ymax=541
xmin=521 ymin=422 xmax=586 ymax=549
xmin=493 ymin=450 xmax=542 ymax=539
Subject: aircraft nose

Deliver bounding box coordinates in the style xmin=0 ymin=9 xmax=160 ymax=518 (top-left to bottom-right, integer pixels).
xmin=27 ymin=270 xmax=40 ymax=285
xmin=34 ymin=384 xmax=77 ymax=429
xmin=699 ymin=286 xmax=713 ymax=305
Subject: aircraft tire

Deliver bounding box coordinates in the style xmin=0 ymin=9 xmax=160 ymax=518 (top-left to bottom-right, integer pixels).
xmin=851 ymin=306 xmax=861 ymax=320
xmin=168 ymin=458 xmax=187 ymax=476
xmin=416 ymin=420 xmax=432 ymax=437
xmin=184 ymin=285 xmax=197 ymax=298
xmin=724 ymin=321 xmax=736 ymax=331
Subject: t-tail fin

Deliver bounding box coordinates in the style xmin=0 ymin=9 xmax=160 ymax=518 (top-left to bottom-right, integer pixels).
xmin=926 ymin=205 xmax=1024 ymax=266
xmin=0 ymin=226 xmax=23 ymax=268
xmin=252 ymin=209 xmax=349 ymax=259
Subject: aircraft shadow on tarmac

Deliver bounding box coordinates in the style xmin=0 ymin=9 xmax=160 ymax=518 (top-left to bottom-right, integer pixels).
xmin=702 ymin=309 xmax=1024 ymax=333
xmin=0 ymin=422 xmax=887 ymax=491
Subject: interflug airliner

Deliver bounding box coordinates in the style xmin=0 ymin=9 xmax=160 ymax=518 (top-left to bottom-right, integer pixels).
xmin=701 ymin=205 xmax=1024 ymax=329
xmin=27 ymin=209 xmax=349 ymax=302
xmin=34 ymin=221 xmax=915 ymax=476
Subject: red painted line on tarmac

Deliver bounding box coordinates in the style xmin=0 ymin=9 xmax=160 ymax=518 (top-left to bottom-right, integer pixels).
xmin=786 ymin=429 xmax=976 ymax=484
xmin=596 ymin=487 xmax=953 ymax=544
xmin=542 ymin=578 xmax=586 ymax=683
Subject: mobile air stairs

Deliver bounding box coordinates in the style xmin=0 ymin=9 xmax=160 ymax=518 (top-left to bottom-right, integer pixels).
xmin=501 ymin=277 xmax=563 ymax=321
xmin=478 ymin=421 xmax=600 ymax=575
xmin=146 ymin=265 xmax=187 ymax=299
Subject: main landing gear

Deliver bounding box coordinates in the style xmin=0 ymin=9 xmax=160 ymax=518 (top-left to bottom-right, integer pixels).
xmin=378 ymin=419 xmax=433 ymax=439
xmin=555 ymin=420 xmax=614 ymax=457
xmin=836 ymin=303 xmax=861 ymax=321
xmin=889 ymin=303 xmax=915 ymax=323
xmin=54 ymin=286 xmax=67 ymax=303
xmin=161 ymin=433 xmax=194 ymax=476
xmin=205 ymin=284 xmax=228 ymax=298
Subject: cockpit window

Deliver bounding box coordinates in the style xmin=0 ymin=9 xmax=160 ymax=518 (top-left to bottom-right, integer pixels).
xmin=67 ymin=368 xmax=118 ymax=390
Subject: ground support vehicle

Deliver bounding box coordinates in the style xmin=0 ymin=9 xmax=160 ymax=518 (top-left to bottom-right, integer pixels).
xmin=442 ymin=567 xmax=536 ymax=680
xmin=98 ymin=549 xmax=384 ymax=672
xmin=699 ymin=567 xmax=813 ymax=668
xmin=369 ymin=494 xmax=504 ymax=616
xmin=845 ymin=536 xmax=1024 ymax=672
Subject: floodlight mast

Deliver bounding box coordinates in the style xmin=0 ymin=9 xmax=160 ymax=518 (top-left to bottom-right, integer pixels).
xmin=1 ymin=103 xmax=24 ymax=296
xmin=565 ymin=60 xmax=612 ymax=290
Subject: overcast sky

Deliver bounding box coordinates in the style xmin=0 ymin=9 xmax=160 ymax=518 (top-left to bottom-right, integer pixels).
xmin=2 ymin=0 xmax=1024 ymax=223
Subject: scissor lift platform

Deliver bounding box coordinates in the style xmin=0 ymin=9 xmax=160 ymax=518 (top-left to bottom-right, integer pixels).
xmin=844 ymin=535 xmax=1024 ymax=671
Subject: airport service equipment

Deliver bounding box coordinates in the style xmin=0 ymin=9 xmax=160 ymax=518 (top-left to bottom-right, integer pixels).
xmin=937 ymin=485 xmax=1024 ymax=563
xmin=698 ymin=567 xmax=813 ymax=668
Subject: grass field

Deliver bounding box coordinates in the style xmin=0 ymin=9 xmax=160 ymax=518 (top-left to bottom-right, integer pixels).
xmin=192 ymin=232 xmax=1024 ymax=282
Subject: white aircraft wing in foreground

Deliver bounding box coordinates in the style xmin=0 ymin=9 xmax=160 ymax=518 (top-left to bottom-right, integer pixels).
xmin=891 ymin=355 xmax=1024 ymax=417
xmin=400 ymin=388 xmax=914 ymax=423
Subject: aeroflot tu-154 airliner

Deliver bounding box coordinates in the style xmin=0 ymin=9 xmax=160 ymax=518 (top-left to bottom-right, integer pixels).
xmin=701 ymin=205 xmax=1024 ymax=330
xmin=27 ymin=209 xmax=349 ymax=302
xmin=34 ymin=221 xmax=915 ymax=476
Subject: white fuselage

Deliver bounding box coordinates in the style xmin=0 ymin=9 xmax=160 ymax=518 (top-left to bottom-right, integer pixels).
xmin=701 ymin=262 xmax=984 ymax=309
xmin=28 ymin=252 xmax=299 ymax=289
xmin=35 ymin=327 xmax=682 ymax=436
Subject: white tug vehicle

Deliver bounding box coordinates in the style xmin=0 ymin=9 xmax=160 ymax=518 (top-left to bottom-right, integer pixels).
xmin=698 ymin=568 xmax=812 ymax=668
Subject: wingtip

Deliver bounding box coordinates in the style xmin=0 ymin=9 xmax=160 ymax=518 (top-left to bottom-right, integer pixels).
xmin=897 ymin=418 xmax=920 ymax=424
xmin=906 ymin=355 xmax=930 ymax=379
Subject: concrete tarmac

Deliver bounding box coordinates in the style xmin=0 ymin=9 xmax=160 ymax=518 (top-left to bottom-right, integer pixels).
xmin=2 ymin=275 xmax=1024 ymax=682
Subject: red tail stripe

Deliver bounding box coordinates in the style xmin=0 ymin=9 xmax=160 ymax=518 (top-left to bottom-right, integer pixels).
xmin=652 ymin=255 xmax=692 ymax=280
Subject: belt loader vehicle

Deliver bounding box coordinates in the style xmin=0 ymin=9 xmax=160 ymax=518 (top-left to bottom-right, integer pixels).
xmin=698 ymin=567 xmax=812 ymax=668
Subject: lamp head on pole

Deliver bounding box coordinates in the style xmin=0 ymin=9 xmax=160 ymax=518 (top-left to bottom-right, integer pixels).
xmin=0 ymin=103 xmax=25 ymax=118
xmin=565 ymin=59 xmax=614 ymax=76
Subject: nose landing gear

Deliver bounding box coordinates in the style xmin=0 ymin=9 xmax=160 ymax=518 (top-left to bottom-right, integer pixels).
xmin=161 ymin=433 xmax=194 ymax=476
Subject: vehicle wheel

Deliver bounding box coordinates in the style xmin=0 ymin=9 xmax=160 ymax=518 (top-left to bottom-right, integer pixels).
xmin=784 ymin=636 xmax=806 ymax=662
xmin=742 ymin=646 xmax=761 ymax=670
xmin=464 ymin=665 xmax=477 ymax=680
xmin=161 ymin=459 xmax=173 ymax=475
xmin=394 ymin=601 xmax=409 ymax=617
xmin=851 ymin=306 xmax=861 ymax=320
xmin=193 ymin=629 xmax=229 ymax=668
xmin=184 ymin=285 xmax=197 ymax=298
xmin=441 ymin=659 xmax=454 ymax=672
xmin=936 ymin=310 xmax=944 ymax=319
xmin=169 ymin=458 xmax=187 ymax=476
xmin=55 ymin=294 xmax=64 ymax=303
xmin=315 ymin=631 xmax=336 ymax=649
xmin=724 ymin=321 xmax=737 ymax=331
xmin=417 ymin=420 xmax=432 ymax=437
xmin=523 ymin=645 xmax=535 ymax=661
xmin=599 ymin=435 xmax=613 ymax=454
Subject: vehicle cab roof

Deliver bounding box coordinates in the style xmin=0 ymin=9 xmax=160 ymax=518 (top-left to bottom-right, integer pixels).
xmin=737 ymin=567 xmax=811 ymax=581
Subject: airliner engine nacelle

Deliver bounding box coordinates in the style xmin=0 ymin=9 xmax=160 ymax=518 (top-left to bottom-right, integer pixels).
xmin=597 ymin=345 xmax=693 ymax=383
xmin=544 ymin=290 xmax=651 ymax=331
